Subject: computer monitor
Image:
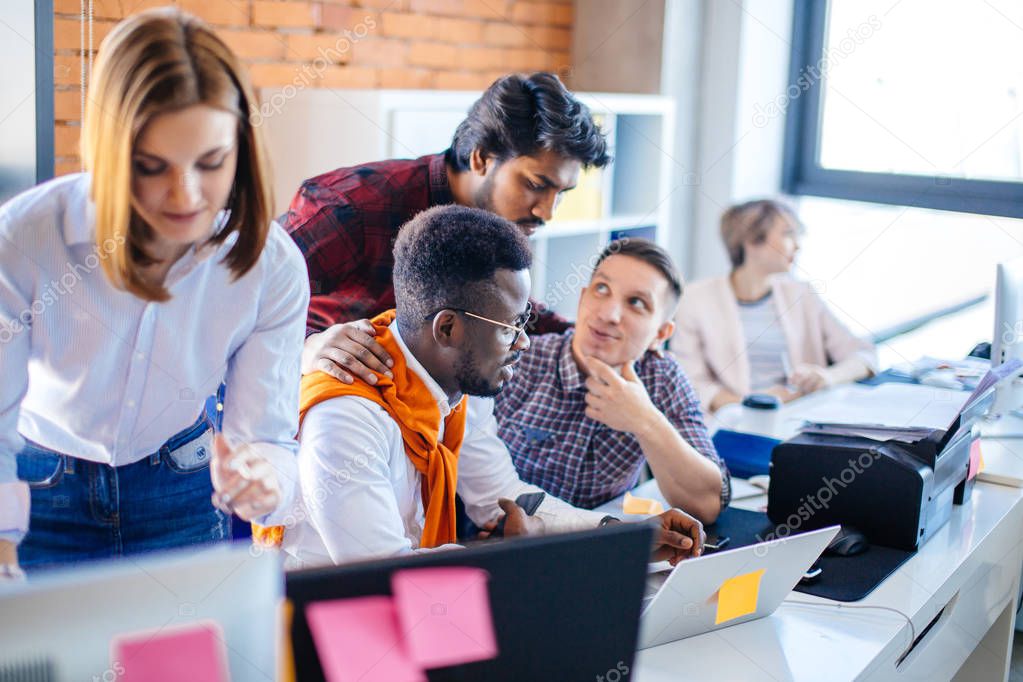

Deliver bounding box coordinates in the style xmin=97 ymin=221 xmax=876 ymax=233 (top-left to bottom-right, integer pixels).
xmin=286 ymin=524 xmax=653 ymax=682
xmin=0 ymin=544 xmax=281 ymax=681
xmin=992 ymin=257 xmax=1023 ymax=367
xmin=979 ymin=257 xmax=1023 ymax=435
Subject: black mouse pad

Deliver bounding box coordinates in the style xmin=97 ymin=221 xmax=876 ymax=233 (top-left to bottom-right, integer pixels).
xmin=706 ymin=507 xmax=915 ymax=602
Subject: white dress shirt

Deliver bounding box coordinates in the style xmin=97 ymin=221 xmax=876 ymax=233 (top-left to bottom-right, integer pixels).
xmin=282 ymin=321 xmax=605 ymax=568
xmin=0 ymin=173 xmax=309 ymax=542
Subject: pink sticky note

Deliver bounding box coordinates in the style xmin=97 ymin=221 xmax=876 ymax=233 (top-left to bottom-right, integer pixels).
xmin=306 ymin=596 xmax=425 ymax=682
xmin=968 ymin=439 xmax=983 ymax=480
xmin=391 ymin=567 xmax=498 ymax=669
xmin=113 ymin=621 xmax=229 ymax=682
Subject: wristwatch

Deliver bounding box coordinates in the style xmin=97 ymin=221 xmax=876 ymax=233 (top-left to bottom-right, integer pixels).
xmin=598 ymin=515 xmax=622 ymax=527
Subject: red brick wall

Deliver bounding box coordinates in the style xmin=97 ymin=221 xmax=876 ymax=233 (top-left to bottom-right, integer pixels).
xmin=53 ymin=0 xmax=574 ymax=175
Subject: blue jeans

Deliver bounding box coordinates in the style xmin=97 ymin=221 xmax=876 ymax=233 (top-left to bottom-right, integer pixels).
xmin=16 ymin=408 xmax=230 ymax=572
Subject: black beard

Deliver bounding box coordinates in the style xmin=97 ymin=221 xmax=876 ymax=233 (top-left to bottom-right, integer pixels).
xmin=472 ymin=172 xmax=497 ymax=214
xmin=454 ymin=347 xmax=503 ymax=397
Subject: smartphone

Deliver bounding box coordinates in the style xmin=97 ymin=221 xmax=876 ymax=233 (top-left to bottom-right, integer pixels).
xmin=493 ymin=492 xmax=546 ymax=537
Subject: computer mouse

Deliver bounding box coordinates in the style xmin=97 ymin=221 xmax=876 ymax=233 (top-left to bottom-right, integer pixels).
xmin=825 ymin=526 xmax=868 ymax=557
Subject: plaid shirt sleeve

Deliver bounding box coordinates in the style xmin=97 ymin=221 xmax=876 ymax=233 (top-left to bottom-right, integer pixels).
xmin=654 ymin=360 xmax=732 ymax=510
xmin=279 ymin=155 xmax=445 ymax=336
xmin=279 ymin=189 xmax=368 ymax=335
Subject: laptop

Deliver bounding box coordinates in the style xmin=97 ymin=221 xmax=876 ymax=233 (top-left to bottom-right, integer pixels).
xmin=286 ymin=523 xmax=653 ymax=682
xmin=639 ymin=525 xmax=839 ymax=649
xmin=0 ymin=544 xmax=281 ymax=681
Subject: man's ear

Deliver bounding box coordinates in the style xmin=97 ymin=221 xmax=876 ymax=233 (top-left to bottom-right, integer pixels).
xmin=431 ymin=310 xmax=463 ymax=349
xmin=469 ymin=148 xmax=490 ymax=177
xmin=651 ymin=319 xmax=675 ymax=350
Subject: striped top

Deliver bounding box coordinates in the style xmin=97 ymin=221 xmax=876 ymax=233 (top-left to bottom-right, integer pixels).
xmin=737 ymin=293 xmax=789 ymax=391
xmin=0 ymin=173 xmax=309 ymax=541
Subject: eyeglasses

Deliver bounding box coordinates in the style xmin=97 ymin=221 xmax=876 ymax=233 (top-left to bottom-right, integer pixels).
xmin=424 ymin=303 xmax=532 ymax=347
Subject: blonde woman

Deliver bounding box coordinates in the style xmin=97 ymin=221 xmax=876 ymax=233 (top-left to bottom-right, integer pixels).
xmin=673 ymin=200 xmax=877 ymax=413
xmin=0 ymin=8 xmax=308 ymax=576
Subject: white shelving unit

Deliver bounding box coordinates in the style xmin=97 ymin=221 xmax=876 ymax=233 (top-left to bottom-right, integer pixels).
xmin=262 ymin=88 xmax=675 ymax=319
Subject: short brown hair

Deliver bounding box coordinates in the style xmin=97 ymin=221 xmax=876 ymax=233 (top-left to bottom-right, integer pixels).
xmin=594 ymin=238 xmax=683 ymax=305
xmin=83 ymin=8 xmax=272 ymax=301
xmin=719 ymin=199 xmax=802 ymax=269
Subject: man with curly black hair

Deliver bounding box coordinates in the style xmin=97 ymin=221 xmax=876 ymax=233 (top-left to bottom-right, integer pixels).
xmin=281 ymin=72 xmax=609 ymax=387
xmin=281 ymin=205 xmax=705 ymax=566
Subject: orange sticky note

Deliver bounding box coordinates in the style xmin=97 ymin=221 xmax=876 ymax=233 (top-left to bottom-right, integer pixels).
xmin=968 ymin=440 xmax=983 ymax=480
xmin=623 ymin=491 xmax=665 ymax=515
xmin=715 ymin=569 xmax=766 ymax=625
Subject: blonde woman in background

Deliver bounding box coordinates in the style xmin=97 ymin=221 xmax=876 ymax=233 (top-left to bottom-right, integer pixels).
xmin=673 ymin=199 xmax=877 ymax=413
xmin=0 ymin=8 xmax=308 ymax=577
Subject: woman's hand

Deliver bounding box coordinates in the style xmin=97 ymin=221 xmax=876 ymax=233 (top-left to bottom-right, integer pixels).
xmin=789 ymin=364 xmax=833 ymax=395
xmin=210 ymin=435 xmax=281 ymax=521
xmin=0 ymin=540 xmax=24 ymax=582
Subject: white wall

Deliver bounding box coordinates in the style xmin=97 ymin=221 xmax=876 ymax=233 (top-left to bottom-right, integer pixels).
xmin=662 ymin=0 xmax=794 ymax=281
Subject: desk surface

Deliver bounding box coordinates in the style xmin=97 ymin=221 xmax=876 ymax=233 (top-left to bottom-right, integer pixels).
xmin=617 ymin=481 xmax=1022 ymax=681
xmin=610 ymin=385 xmax=1023 ymax=681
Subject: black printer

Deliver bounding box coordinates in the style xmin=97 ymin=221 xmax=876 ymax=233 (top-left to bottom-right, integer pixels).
xmin=767 ymin=382 xmax=997 ymax=551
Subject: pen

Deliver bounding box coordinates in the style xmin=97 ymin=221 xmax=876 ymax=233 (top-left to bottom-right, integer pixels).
xmin=704 ymin=536 xmax=730 ymax=552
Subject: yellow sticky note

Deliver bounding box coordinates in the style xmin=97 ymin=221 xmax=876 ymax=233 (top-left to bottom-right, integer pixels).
xmin=623 ymin=491 xmax=665 ymax=515
xmin=715 ymin=569 xmax=766 ymax=625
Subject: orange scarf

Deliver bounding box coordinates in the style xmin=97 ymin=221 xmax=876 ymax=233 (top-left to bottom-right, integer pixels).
xmin=299 ymin=310 xmax=465 ymax=548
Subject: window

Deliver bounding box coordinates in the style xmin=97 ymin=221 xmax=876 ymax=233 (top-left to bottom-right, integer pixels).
xmin=782 ymin=0 xmax=1023 ymax=218
xmin=0 ymin=0 xmax=53 ymax=203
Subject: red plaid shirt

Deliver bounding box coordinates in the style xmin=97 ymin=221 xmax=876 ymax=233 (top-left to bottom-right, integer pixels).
xmin=280 ymin=152 xmax=569 ymax=336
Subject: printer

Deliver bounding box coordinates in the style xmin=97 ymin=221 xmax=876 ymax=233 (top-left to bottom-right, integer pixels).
xmin=767 ymin=381 xmax=997 ymax=551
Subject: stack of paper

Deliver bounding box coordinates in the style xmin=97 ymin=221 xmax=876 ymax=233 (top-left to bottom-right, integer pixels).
xmin=799 ymin=422 xmax=935 ymax=443
xmin=795 ymin=383 xmax=970 ymax=431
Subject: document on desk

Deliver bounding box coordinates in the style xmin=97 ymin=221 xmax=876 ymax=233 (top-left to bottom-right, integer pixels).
xmin=796 ymin=384 xmax=971 ymax=431
xmin=799 ymin=422 xmax=935 ymax=443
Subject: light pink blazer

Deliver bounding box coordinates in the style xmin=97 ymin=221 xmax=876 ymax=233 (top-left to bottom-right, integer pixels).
xmin=672 ymin=275 xmax=878 ymax=408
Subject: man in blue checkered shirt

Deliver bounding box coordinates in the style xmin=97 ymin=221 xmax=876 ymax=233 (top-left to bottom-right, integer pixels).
xmin=492 ymin=239 xmax=731 ymax=523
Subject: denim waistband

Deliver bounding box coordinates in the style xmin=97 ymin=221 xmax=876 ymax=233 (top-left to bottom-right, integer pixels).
xmin=148 ymin=384 xmax=225 ymax=464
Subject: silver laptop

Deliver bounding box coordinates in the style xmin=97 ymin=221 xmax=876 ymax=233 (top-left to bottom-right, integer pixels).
xmin=639 ymin=525 xmax=839 ymax=649
xmin=0 ymin=544 xmax=280 ymax=680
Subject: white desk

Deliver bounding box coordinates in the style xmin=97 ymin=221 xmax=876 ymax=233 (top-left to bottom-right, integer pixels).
xmin=612 ymin=384 xmax=1023 ymax=681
